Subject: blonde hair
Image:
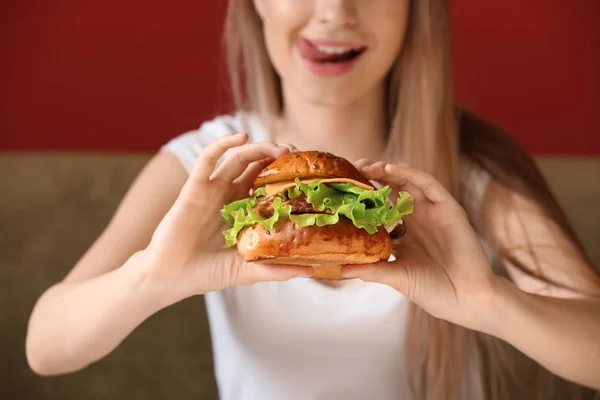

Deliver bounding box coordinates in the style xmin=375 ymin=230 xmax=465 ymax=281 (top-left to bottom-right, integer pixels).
xmin=224 ymin=1 xmax=596 ymax=399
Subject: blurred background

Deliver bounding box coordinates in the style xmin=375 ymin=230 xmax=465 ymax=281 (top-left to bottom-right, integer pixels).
xmin=1 ymin=1 xmax=599 ymax=399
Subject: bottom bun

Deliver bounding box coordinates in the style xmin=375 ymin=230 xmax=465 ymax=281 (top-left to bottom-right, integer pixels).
xmin=237 ymin=217 xmax=392 ymax=280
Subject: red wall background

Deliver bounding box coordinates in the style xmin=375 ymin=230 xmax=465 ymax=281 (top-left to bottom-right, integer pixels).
xmin=1 ymin=1 xmax=599 ymax=155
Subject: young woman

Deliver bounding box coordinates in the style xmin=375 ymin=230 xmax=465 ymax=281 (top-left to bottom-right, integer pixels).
xmin=26 ymin=1 xmax=600 ymax=399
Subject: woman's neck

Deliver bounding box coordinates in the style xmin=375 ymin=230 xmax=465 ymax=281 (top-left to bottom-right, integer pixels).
xmin=275 ymin=83 xmax=388 ymax=163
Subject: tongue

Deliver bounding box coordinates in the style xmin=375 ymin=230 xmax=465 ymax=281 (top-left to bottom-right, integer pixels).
xmin=299 ymin=40 xmax=357 ymax=63
xmin=318 ymin=51 xmax=355 ymax=63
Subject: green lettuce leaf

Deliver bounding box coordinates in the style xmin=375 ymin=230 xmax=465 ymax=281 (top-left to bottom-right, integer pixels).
xmin=253 ymin=187 xmax=267 ymax=197
xmin=220 ymin=178 xmax=414 ymax=247
xmin=220 ymin=197 xmax=292 ymax=248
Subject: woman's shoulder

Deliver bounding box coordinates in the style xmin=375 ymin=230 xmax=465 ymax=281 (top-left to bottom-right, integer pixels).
xmin=160 ymin=112 xmax=268 ymax=173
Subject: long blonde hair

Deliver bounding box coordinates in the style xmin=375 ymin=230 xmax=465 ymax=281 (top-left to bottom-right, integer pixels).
xmin=224 ymin=1 xmax=598 ymax=399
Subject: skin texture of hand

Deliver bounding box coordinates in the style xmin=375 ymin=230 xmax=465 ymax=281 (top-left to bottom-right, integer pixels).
xmin=342 ymin=161 xmax=500 ymax=331
xmin=142 ymin=133 xmax=312 ymax=298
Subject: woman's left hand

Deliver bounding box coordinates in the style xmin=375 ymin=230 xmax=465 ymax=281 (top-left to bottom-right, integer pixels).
xmin=342 ymin=161 xmax=500 ymax=331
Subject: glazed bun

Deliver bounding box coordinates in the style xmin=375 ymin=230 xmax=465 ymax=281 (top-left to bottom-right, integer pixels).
xmin=252 ymin=151 xmax=372 ymax=190
xmin=237 ymin=218 xmax=392 ymax=280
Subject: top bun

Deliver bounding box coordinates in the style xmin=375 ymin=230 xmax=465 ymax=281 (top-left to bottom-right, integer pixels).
xmin=253 ymin=151 xmax=371 ymax=190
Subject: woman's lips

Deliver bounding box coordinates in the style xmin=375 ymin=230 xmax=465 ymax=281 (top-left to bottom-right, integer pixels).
xmin=296 ymin=37 xmax=366 ymax=77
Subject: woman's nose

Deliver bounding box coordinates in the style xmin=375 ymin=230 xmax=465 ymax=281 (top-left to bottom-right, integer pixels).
xmin=315 ymin=0 xmax=358 ymax=29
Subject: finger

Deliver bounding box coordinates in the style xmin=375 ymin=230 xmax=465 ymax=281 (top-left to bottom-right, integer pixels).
xmin=358 ymin=162 xmax=394 ymax=192
xmin=369 ymin=180 xmax=386 ymax=190
xmin=384 ymin=164 xmax=454 ymax=204
xmin=233 ymin=156 xmax=275 ymax=190
xmin=190 ymin=133 xmax=249 ymax=183
xmin=358 ymin=161 xmax=388 ymax=180
xmin=210 ymin=253 xmax=313 ymax=290
xmin=369 ymin=173 xmax=427 ymax=203
xmin=211 ymin=142 xmax=289 ymax=183
xmin=357 ymin=162 xmax=426 ymax=204
xmin=340 ymin=261 xmax=412 ymax=294
xmin=354 ymin=158 xmax=377 ymax=169
xmin=279 ymin=143 xmax=299 ymax=152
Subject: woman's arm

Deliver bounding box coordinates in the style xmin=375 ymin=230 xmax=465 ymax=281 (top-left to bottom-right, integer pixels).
xmin=483 ymin=278 xmax=600 ymax=389
xmin=479 ymin=179 xmax=600 ymax=389
xmin=26 ymin=137 xmax=306 ymax=376
xmin=26 ymin=251 xmax=186 ymax=375
xmin=343 ymin=163 xmax=600 ymax=390
xmin=26 ymin=152 xmax=189 ymax=375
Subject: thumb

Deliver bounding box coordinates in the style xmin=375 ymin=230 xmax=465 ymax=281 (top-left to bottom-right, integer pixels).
xmin=222 ymin=256 xmax=314 ymax=286
xmin=245 ymin=262 xmax=314 ymax=284
xmin=341 ymin=261 xmax=413 ymax=295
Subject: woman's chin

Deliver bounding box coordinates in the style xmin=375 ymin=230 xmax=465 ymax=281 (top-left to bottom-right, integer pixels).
xmin=296 ymin=87 xmax=362 ymax=109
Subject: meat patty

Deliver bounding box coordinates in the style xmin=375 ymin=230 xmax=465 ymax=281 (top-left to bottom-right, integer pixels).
xmin=253 ymin=196 xmax=333 ymax=218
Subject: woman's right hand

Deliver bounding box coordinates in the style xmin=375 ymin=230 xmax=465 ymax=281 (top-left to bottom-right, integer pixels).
xmin=141 ymin=133 xmax=312 ymax=299
xmin=25 ymin=133 xmax=310 ymax=376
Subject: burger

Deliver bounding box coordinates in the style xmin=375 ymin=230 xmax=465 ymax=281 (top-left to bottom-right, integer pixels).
xmin=220 ymin=151 xmax=414 ymax=280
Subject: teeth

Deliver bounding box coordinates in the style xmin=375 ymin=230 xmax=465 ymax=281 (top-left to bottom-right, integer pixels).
xmin=315 ymin=45 xmax=354 ymax=55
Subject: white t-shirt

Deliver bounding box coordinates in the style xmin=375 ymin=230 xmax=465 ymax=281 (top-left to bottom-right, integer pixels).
xmin=161 ymin=113 xmax=411 ymax=400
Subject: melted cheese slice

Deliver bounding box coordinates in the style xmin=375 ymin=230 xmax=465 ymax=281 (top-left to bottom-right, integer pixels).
xmin=264 ymin=178 xmax=374 ymax=196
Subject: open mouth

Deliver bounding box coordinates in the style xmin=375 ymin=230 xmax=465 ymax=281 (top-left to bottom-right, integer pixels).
xmin=297 ymin=37 xmax=367 ymax=73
